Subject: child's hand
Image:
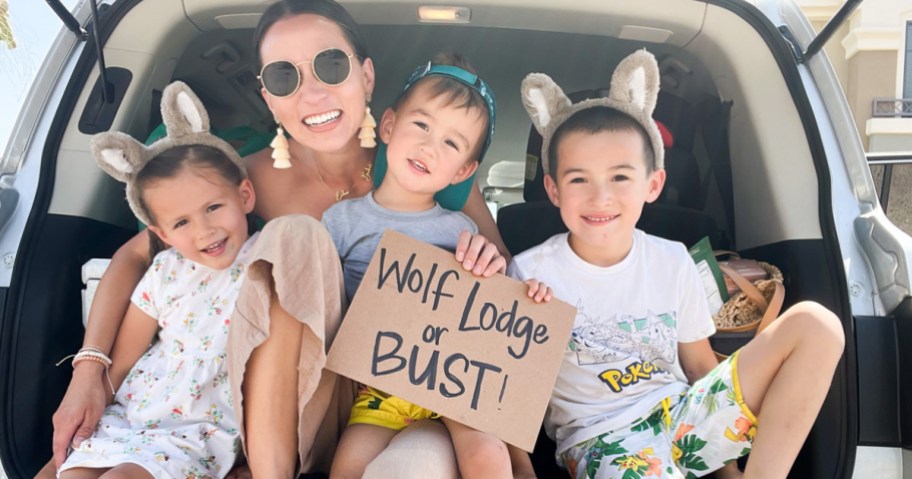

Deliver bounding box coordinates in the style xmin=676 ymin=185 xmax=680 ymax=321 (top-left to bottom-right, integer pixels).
xmin=455 ymin=230 xmax=507 ymax=277
xmin=525 ymin=279 xmax=553 ymax=303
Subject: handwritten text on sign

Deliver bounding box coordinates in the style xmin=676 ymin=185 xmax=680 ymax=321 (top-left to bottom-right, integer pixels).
xmin=326 ymin=231 xmax=575 ymax=452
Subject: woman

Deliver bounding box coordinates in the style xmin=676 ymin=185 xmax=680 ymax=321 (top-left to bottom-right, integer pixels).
xmin=44 ymin=1 xmax=528 ymax=478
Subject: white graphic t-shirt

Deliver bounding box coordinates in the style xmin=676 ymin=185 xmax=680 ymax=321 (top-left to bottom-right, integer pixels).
xmin=508 ymin=231 xmax=715 ymax=453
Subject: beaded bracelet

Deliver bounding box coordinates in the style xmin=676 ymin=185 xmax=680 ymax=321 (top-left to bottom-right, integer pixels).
xmin=73 ymin=350 xmax=112 ymax=367
xmin=78 ymin=345 xmax=108 ymax=356
xmin=56 ymin=348 xmax=116 ymax=395
xmin=72 ymin=355 xmax=109 ymax=367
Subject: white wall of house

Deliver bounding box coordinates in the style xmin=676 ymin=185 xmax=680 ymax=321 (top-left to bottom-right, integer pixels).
xmin=797 ymin=0 xmax=912 ymax=152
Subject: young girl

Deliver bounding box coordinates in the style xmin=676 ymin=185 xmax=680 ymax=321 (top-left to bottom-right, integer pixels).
xmin=57 ymin=82 xmax=256 ymax=479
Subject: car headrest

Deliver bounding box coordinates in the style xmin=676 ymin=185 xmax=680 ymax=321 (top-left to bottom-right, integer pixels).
xmin=498 ymin=200 xmax=723 ymax=257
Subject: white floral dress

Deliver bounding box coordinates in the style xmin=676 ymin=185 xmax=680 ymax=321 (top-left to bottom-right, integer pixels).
xmin=60 ymin=234 xmax=258 ymax=479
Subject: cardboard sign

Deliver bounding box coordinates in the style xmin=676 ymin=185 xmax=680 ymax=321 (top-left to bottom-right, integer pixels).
xmin=326 ymin=230 xmax=576 ymax=452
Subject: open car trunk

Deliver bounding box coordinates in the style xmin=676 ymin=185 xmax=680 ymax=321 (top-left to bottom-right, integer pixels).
xmin=0 ymin=0 xmax=866 ymax=477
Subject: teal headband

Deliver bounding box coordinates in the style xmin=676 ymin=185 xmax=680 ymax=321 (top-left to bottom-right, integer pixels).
xmin=399 ymin=61 xmax=497 ymax=161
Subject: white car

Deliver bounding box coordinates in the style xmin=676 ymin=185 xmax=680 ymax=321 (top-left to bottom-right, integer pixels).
xmin=0 ymin=0 xmax=907 ymax=477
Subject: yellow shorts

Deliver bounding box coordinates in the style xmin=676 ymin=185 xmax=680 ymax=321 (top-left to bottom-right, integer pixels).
xmin=348 ymin=385 xmax=440 ymax=431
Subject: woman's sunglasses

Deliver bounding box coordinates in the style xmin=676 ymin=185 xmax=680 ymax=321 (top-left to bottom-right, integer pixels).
xmin=258 ymin=48 xmax=355 ymax=97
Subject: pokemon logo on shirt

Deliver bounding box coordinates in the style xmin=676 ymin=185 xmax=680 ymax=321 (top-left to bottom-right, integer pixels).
xmin=569 ymin=304 xmax=678 ymax=393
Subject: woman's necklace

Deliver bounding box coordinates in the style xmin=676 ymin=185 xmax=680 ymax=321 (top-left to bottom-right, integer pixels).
xmin=309 ymin=159 xmax=373 ymax=202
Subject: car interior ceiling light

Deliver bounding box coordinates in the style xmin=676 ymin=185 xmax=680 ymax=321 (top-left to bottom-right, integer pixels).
xmin=417 ymin=6 xmax=471 ymax=23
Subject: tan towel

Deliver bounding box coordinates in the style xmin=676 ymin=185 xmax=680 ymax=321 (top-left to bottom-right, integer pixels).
xmin=227 ymin=214 xmax=355 ymax=473
xmin=363 ymin=419 xmax=459 ymax=479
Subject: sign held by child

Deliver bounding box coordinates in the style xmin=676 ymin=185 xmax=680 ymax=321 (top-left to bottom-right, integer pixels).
xmin=327 ymin=230 xmax=575 ymax=451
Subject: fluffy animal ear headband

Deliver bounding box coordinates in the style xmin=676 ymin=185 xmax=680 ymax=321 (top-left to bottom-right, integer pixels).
xmin=521 ymin=49 xmax=664 ymax=174
xmin=91 ymin=81 xmax=247 ymax=226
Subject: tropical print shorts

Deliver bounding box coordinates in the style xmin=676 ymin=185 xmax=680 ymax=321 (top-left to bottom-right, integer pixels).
xmin=561 ymin=351 xmax=757 ymax=479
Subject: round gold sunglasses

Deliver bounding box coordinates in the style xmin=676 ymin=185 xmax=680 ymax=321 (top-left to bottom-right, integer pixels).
xmin=258 ymin=48 xmax=355 ymax=97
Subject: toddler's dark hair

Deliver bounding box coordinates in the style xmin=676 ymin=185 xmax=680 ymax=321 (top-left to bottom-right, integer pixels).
xmin=392 ymin=52 xmax=490 ymax=163
xmin=548 ymin=107 xmax=657 ymax=177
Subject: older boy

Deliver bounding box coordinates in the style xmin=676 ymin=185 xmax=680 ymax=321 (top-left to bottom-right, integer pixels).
xmin=509 ymin=50 xmax=844 ymax=479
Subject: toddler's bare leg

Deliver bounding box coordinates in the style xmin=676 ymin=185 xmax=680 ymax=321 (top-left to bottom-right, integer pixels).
xmin=60 ymin=466 xmax=150 ymax=479
xmin=97 ymin=464 xmax=153 ymax=479
xmin=33 ymin=459 xmax=58 ymax=479
xmin=330 ymin=424 xmax=397 ymax=479
xmin=57 ymin=468 xmax=107 ymax=479
xmin=508 ymin=445 xmax=537 ymax=479
xmin=442 ymin=417 xmax=512 ymax=479
xmin=736 ymin=301 xmax=844 ymax=479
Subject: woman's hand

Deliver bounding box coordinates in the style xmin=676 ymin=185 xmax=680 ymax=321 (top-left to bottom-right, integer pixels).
xmin=51 ymin=362 xmax=107 ymax=469
xmin=524 ymin=279 xmax=553 ymax=303
xmin=455 ymin=231 xmax=507 ymax=277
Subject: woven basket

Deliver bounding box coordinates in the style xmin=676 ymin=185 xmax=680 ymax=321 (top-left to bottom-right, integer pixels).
xmin=713 ymin=261 xmax=784 ymax=333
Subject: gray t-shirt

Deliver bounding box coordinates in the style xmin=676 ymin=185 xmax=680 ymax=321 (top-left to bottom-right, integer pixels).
xmin=322 ymin=193 xmax=478 ymax=300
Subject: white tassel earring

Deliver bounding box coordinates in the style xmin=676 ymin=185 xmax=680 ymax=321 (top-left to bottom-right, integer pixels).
xmin=271 ymin=121 xmax=291 ymax=169
xmin=359 ymin=105 xmax=377 ymax=148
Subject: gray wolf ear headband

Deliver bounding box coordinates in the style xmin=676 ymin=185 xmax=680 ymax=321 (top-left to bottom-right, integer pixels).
xmin=521 ymin=49 xmax=664 ymax=173
xmin=398 ymin=61 xmax=497 ymax=161
xmin=90 ymin=81 xmax=247 ymax=226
